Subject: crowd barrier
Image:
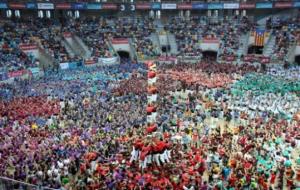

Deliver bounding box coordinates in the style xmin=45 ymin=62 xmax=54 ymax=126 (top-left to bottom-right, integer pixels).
xmin=0 ymin=67 xmax=43 ymax=83
xmin=0 ymin=177 xmax=57 ymax=190
xmin=60 ymin=56 xmax=119 ymax=69
xmin=243 ymin=54 xmax=271 ymax=64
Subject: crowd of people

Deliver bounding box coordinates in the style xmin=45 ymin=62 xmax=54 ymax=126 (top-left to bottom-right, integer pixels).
xmin=72 ymin=18 xmax=115 ymax=59
xmin=1 ymin=59 xmax=299 ymax=189
xmin=0 ymin=21 xmax=37 ymax=71
xmin=1 ymin=16 xmax=300 ymax=73
xmin=267 ymin=17 xmax=300 ymax=62
xmin=166 ymin=16 xmax=255 ymax=59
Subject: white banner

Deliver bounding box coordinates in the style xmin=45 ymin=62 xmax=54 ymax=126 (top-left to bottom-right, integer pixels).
xmin=223 ymin=3 xmax=239 ymax=9
xmin=161 ymin=3 xmax=177 ymax=9
xmin=99 ymin=57 xmax=118 ymax=65
xmin=60 ymin=63 xmax=69 ymax=70
xmin=37 ymin=3 xmax=54 ymax=10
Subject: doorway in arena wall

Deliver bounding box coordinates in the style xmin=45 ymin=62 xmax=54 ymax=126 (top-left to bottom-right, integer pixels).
xmin=248 ymin=45 xmax=263 ymax=54
xmin=202 ymin=51 xmax=218 ymax=61
xmin=117 ymin=51 xmax=131 ymax=64
xmin=295 ymin=55 xmax=300 ymax=65
xmin=161 ymin=45 xmax=170 ymax=53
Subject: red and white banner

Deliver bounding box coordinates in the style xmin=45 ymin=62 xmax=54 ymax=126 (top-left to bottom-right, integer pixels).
xmin=136 ymin=3 xmax=151 ymax=10
xmin=225 ymin=56 xmax=236 ymax=62
xmin=158 ymin=56 xmax=177 ymax=62
xmin=8 ymin=70 xmax=28 ymax=78
xmin=19 ymin=44 xmax=38 ymax=51
xmin=243 ymin=55 xmax=254 ymax=62
xmin=274 ymin=2 xmax=292 ymax=8
xmin=202 ymin=38 xmax=219 ymax=44
xmin=9 ymin=3 xmax=26 ymax=9
xmin=239 ymin=3 xmax=255 ymax=9
xmin=63 ymin=32 xmax=72 ymax=38
xmin=243 ymin=55 xmax=270 ymax=63
xmin=177 ymin=3 xmax=192 ymax=9
xmin=102 ymin=3 xmax=118 ymax=10
xmin=260 ymin=57 xmax=270 ymax=64
xmin=85 ymin=58 xmax=96 ymax=65
xmin=56 ymin=3 xmax=71 ymax=9
xmin=111 ymin=38 xmax=129 ymax=44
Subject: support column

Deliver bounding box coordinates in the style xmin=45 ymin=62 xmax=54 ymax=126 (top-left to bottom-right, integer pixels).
xmin=207 ymin=10 xmax=211 ymax=17
xmin=185 ymin=10 xmax=190 ymax=18
xmin=214 ymin=10 xmax=218 ymax=17
xmin=150 ymin=10 xmax=154 ymax=18
xmin=156 ymin=0 xmax=161 ymax=19
xmin=242 ymin=10 xmax=246 ymax=17
xmin=179 ymin=10 xmax=184 ymax=18
xmin=14 ymin=10 xmax=20 ymax=18
xmin=156 ymin=10 xmax=161 ymax=19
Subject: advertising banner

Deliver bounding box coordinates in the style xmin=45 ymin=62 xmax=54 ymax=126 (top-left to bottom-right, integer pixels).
xmin=158 ymin=56 xmax=177 ymax=61
xmin=161 ymin=3 xmax=177 ymax=10
xmin=0 ymin=3 xmax=7 ymax=9
xmin=37 ymin=3 xmax=54 ymax=10
xmin=111 ymin=38 xmax=129 ymax=44
xmin=202 ymin=38 xmax=219 ymax=43
xmin=223 ymin=3 xmax=239 ymax=9
xmin=8 ymin=70 xmax=27 ymax=78
xmin=19 ymin=44 xmax=38 ymax=51
xmin=72 ymin=3 xmax=86 ymax=10
xmin=208 ymin=3 xmax=223 ymax=9
xmin=26 ymin=3 xmax=36 ymax=9
xmin=225 ymin=56 xmax=236 ymax=62
xmin=294 ymin=2 xmax=300 ymax=7
xmin=102 ymin=3 xmax=118 ymax=10
xmin=243 ymin=55 xmax=254 ymax=62
xmin=151 ymin=3 xmax=161 ymax=10
xmin=192 ymin=3 xmax=207 ymax=9
xmin=239 ymin=3 xmax=256 ymax=9
xmin=56 ymin=3 xmax=71 ymax=9
xmin=60 ymin=63 xmax=69 ymax=70
xmin=87 ymin=3 xmax=102 ymax=10
xmin=177 ymin=3 xmax=192 ymax=10
xmin=63 ymin=32 xmax=72 ymax=38
xmin=9 ymin=3 xmax=26 ymax=9
xmin=260 ymin=57 xmax=270 ymax=64
xmin=274 ymin=2 xmax=292 ymax=8
xmin=85 ymin=59 xmax=96 ymax=65
xmin=99 ymin=57 xmax=118 ymax=65
xmin=136 ymin=3 xmax=151 ymax=10
xmin=256 ymin=2 xmax=273 ymax=9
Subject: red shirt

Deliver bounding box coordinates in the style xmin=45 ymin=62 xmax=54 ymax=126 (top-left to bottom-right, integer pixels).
xmin=140 ymin=146 xmax=152 ymax=160
xmin=146 ymin=125 xmax=157 ymax=134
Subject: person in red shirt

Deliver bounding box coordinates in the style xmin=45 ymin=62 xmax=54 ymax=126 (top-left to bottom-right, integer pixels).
xmin=130 ymin=138 xmax=143 ymax=163
xmin=140 ymin=142 xmax=152 ymax=169
xmin=146 ymin=123 xmax=157 ymax=134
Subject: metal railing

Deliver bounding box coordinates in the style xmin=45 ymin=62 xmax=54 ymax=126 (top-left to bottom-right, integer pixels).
xmin=0 ymin=177 xmax=58 ymax=190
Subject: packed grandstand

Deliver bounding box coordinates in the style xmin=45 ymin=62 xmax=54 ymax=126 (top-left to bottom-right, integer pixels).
xmin=1 ymin=0 xmax=300 ymax=190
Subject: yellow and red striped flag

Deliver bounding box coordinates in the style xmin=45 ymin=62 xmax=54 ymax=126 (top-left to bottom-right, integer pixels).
xmin=254 ymin=29 xmax=265 ymax=47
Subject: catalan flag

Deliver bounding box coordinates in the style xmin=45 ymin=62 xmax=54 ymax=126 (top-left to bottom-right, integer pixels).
xmin=254 ymin=29 xmax=265 ymax=47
